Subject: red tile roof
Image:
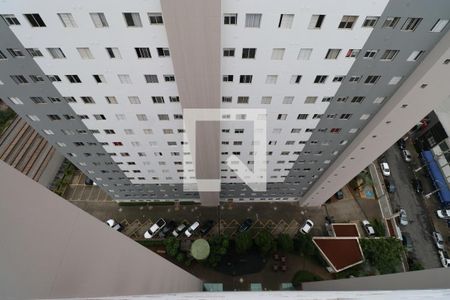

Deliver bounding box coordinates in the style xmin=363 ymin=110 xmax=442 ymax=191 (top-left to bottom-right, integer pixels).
xmin=332 ymin=223 xmax=360 ymax=237
xmin=313 ymin=237 xmax=364 ymax=272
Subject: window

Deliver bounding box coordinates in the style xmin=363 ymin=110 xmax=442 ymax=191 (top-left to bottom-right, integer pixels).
xmin=90 ymin=13 xmax=108 ymax=27
xmin=66 ymin=75 xmax=81 ymax=83
xmin=360 ymin=114 xmax=370 ymax=120
xmin=137 ymin=114 xmax=148 ymax=121
xmin=145 ymin=74 xmax=158 ymax=83
xmin=148 ymin=13 xmax=163 ymax=24
xmin=278 ymin=14 xmax=294 ymax=29
xmin=283 ymin=96 xmax=294 ymax=104
xmin=24 ymin=14 xmax=46 ymax=27
xmin=277 ymin=114 xmax=287 ymax=120
xmin=364 ymin=49 xmax=378 ymax=59
xmin=305 ymin=96 xmax=318 ymax=104
xmin=313 ymin=75 xmax=327 ymax=83
xmin=431 ymin=19 xmax=449 ymax=32
xmin=105 ymin=96 xmax=118 ymax=104
xmin=0 ymin=50 xmax=6 ymax=60
xmin=364 ymin=75 xmax=380 ymax=84
xmin=245 ymin=14 xmax=261 ymax=28
xmin=297 ymin=48 xmax=312 ymax=60
xmin=322 ymin=97 xmax=333 ymax=102
xmin=7 ymin=48 xmax=24 ymax=57
xmin=93 ymin=74 xmax=106 ymax=83
xmin=157 ymin=47 xmax=170 ymax=57
xmin=242 ymin=48 xmax=256 ymax=59
xmin=265 ymin=75 xmax=277 ymax=84
xmin=346 ymin=49 xmax=360 ymax=58
xmin=30 ymin=97 xmax=46 ymax=104
xmin=174 ymin=114 xmax=183 ymax=120
xmin=94 ymin=114 xmax=106 ymax=120
xmin=104 ymin=129 xmax=115 ymax=134
xmin=336 ymin=97 xmax=348 ymax=103
xmin=291 ymin=128 xmax=301 ymax=133
xmin=106 ymin=47 xmax=121 ymax=59
xmin=338 ymin=15 xmax=358 ymax=29
xmin=297 ymin=114 xmax=308 ymax=120
xmin=388 ymin=76 xmax=402 ymax=85
xmin=382 ymin=17 xmax=400 ymax=28
xmin=308 ymin=14 xmax=325 ymax=29
xmin=123 ymin=13 xmax=142 ymax=27
xmin=224 ymin=13 xmax=237 ymax=25
xmin=9 ymin=97 xmax=23 ymax=105
xmin=330 ymin=128 xmax=341 ymax=133
xmin=135 ymin=47 xmax=151 ymax=58
xmin=362 ymin=16 xmax=379 ymax=27
xmin=158 ymin=114 xmax=169 ymax=120
xmin=47 ymin=48 xmax=66 ymax=59
xmin=333 ymin=76 xmax=345 ymax=82
xmin=152 ymin=96 xmax=164 ymax=103
xmin=271 ymin=48 xmax=285 ymax=60
xmin=237 ymin=96 xmax=249 ymax=104
xmin=261 ymin=96 xmax=271 ymax=104
xmin=128 ymin=96 xmax=141 ymax=104
xmin=169 ymin=96 xmax=179 ymax=103
xmin=407 ymin=50 xmax=424 ymax=61
xmin=77 ymin=48 xmax=94 ymax=59
xmin=325 ymin=48 xmax=341 ymax=59
xmin=58 ymin=13 xmax=77 ymax=27
xmin=223 ymin=48 xmax=235 ymax=57
xmin=118 ymin=74 xmax=132 ymax=84
xmin=47 ymin=114 xmax=61 ymax=121
xmin=401 ymin=17 xmax=422 ymax=31
xmin=380 ymin=49 xmax=399 ymax=61
xmin=222 ymin=75 xmax=233 ymax=82
xmin=47 ymin=75 xmax=61 ymax=82
xmin=10 ymin=75 xmax=28 ymax=84
xmin=30 ymin=75 xmax=44 ymax=83
xmin=340 ymin=113 xmax=352 ymax=120
xmin=373 ymin=97 xmax=385 ymax=104
xmin=28 ymin=115 xmax=40 ymax=122
xmin=290 ymin=75 xmax=302 ymax=84
xmin=26 ymin=48 xmax=43 ymax=57
xmin=81 ymin=96 xmax=95 ymax=104
xmin=222 ymin=97 xmax=232 ymax=103
xmin=164 ymin=75 xmax=175 ymax=82
xmin=239 ymin=75 xmax=252 ymax=83
xmin=2 ymin=14 xmax=20 ymax=25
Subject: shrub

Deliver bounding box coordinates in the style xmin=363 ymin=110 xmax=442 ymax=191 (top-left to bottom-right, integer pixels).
xmin=254 ymin=230 xmax=276 ymax=256
xmin=277 ymin=234 xmax=294 ymax=253
xmin=235 ymin=232 xmax=253 ymax=254
xmin=292 ymin=270 xmax=322 ymax=287
xmin=164 ymin=237 xmax=180 ymax=257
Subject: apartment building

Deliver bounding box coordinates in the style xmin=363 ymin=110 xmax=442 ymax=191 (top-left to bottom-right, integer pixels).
xmin=0 ymin=0 xmax=450 ymax=206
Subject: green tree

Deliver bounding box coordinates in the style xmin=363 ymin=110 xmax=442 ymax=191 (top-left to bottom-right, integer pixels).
xmin=292 ymin=270 xmax=322 ymax=288
xmin=294 ymin=234 xmax=316 ymax=256
xmin=235 ymin=232 xmax=253 ymax=254
xmin=360 ymin=238 xmax=403 ymax=274
xmin=277 ymin=234 xmax=294 ymax=253
xmin=254 ymin=230 xmax=275 ymax=256
xmin=207 ymin=235 xmax=230 ymax=267
xmin=176 ymin=252 xmax=186 ymax=263
xmin=164 ymin=237 xmax=180 ymax=257
xmin=372 ymin=219 xmax=385 ymax=237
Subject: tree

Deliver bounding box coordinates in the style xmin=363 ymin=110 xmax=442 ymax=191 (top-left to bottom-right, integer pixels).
xmin=292 ymin=270 xmax=322 ymax=288
xmin=294 ymin=234 xmax=316 ymax=256
xmin=207 ymin=235 xmax=230 ymax=267
xmin=235 ymin=232 xmax=253 ymax=254
xmin=372 ymin=219 xmax=386 ymax=237
xmin=277 ymin=234 xmax=294 ymax=253
xmin=164 ymin=237 xmax=180 ymax=257
xmin=254 ymin=230 xmax=275 ymax=255
xmin=176 ymin=252 xmax=186 ymax=263
xmin=360 ymin=238 xmax=403 ymax=274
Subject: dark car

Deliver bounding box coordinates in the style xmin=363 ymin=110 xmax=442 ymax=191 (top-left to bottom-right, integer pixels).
xmin=402 ymin=232 xmax=414 ymax=252
xmin=384 ymin=179 xmax=396 ymax=193
xmin=397 ymin=139 xmax=406 ymax=150
xmin=412 ymin=178 xmax=423 ymax=194
xmin=238 ymin=218 xmax=253 ymax=233
xmin=159 ymin=220 xmax=177 ymax=238
xmin=335 ymin=190 xmax=344 ymax=200
xmin=199 ymin=220 xmax=215 ymax=236
xmin=84 ymin=177 xmax=94 ymax=185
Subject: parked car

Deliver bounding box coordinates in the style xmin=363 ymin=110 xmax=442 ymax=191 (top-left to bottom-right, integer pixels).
xmin=438 ymin=250 xmax=450 ymax=268
xmin=397 ymin=139 xmax=406 ymax=150
xmin=335 ymin=190 xmax=344 ymax=200
xmin=300 ymin=219 xmax=314 ymax=234
xmin=401 ymin=232 xmax=414 ymax=252
xmin=105 ymin=219 xmax=123 ymax=232
xmin=380 ymin=162 xmax=391 ymax=176
xmin=159 ymin=220 xmax=177 ymax=238
xmin=437 ymin=209 xmax=450 ymax=219
xmin=402 ymin=149 xmax=412 ymax=162
xmin=185 ymin=221 xmax=200 ymax=237
xmin=144 ymin=218 xmax=166 ymax=239
xmin=384 ymin=179 xmax=396 ymax=193
xmin=433 ymin=231 xmax=445 ymax=250
xmin=412 ymin=178 xmax=423 ymax=194
xmin=172 ymin=223 xmax=187 ymax=237
xmin=362 ymin=220 xmax=375 ymax=236
xmin=199 ymin=220 xmax=215 ymax=236
xmin=238 ymin=218 xmax=253 ymax=233
xmin=399 ymin=208 xmax=408 ymax=226
xmin=85 ymin=178 xmax=94 ymax=185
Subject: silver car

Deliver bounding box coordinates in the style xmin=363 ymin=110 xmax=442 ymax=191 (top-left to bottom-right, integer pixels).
xmin=399 ymin=209 xmax=408 ymax=226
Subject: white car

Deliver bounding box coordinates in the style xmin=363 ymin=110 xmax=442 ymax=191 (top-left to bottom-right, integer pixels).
xmin=144 ymin=218 xmax=166 ymax=239
xmin=105 ymin=219 xmax=123 ymax=231
xmin=172 ymin=223 xmax=187 ymax=237
xmin=433 ymin=231 xmax=445 ymax=250
xmin=184 ymin=221 xmax=200 ymax=237
xmin=380 ymin=162 xmax=391 ymax=176
xmin=362 ymin=220 xmax=375 ymax=236
xmin=402 ymin=149 xmax=412 ymax=162
xmin=438 ymin=250 xmax=450 ymax=268
xmin=399 ymin=209 xmax=408 ymax=226
xmin=436 ymin=209 xmax=450 ymax=219
xmin=300 ymin=219 xmax=314 ymax=234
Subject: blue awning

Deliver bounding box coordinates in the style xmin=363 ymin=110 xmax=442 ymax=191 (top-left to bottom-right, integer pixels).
xmin=421 ymin=151 xmax=450 ymax=206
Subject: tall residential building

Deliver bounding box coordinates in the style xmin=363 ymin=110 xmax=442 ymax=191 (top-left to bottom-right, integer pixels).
xmin=1 ymin=0 xmax=450 ymax=206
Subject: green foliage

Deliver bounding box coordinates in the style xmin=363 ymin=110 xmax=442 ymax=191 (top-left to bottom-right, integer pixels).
xmin=277 ymin=234 xmax=294 ymax=253
xmin=294 ymin=234 xmax=316 ymax=256
xmin=292 ymin=270 xmax=322 ymax=287
xmin=254 ymin=230 xmax=276 ymax=256
xmin=191 ymin=239 xmax=210 ymax=260
xmin=137 ymin=240 xmax=165 ymax=247
xmin=235 ymin=232 xmax=253 ymax=254
xmin=164 ymin=237 xmax=180 ymax=257
xmin=176 ymin=252 xmax=186 ymax=263
xmin=372 ymin=219 xmax=386 ymax=237
xmin=207 ymin=235 xmax=230 ymax=267
xmin=0 ymin=108 xmax=16 ymax=134
xmin=360 ymin=238 xmax=403 ymax=274
xmin=408 ymin=258 xmax=424 ymax=271
xmin=334 ymin=264 xmax=364 ymax=279
xmin=184 ymin=256 xmax=194 ymax=267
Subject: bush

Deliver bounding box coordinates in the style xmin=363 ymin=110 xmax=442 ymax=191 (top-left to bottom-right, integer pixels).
xmin=294 ymin=234 xmax=316 ymax=256
xmin=254 ymin=230 xmax=276 ymax=256
xmin=235 ymin=232 xmax=253 ymax=254
xmin=277 ymin=234 xmax=294 ymax=253
xmin=372 ymin=219 xmax=386 ymax=237
xmin=176 ymin=252 xmax=186 ymax=263
xmin=164 ymin=237 xmax=180 ymax=257
xmin=207 ymin=235 xmax=230 ymax=267
xmin=360 ymin=238 xmax=403 ymax=274
xmin=292 ymin=270 xmax=322 ymax=287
